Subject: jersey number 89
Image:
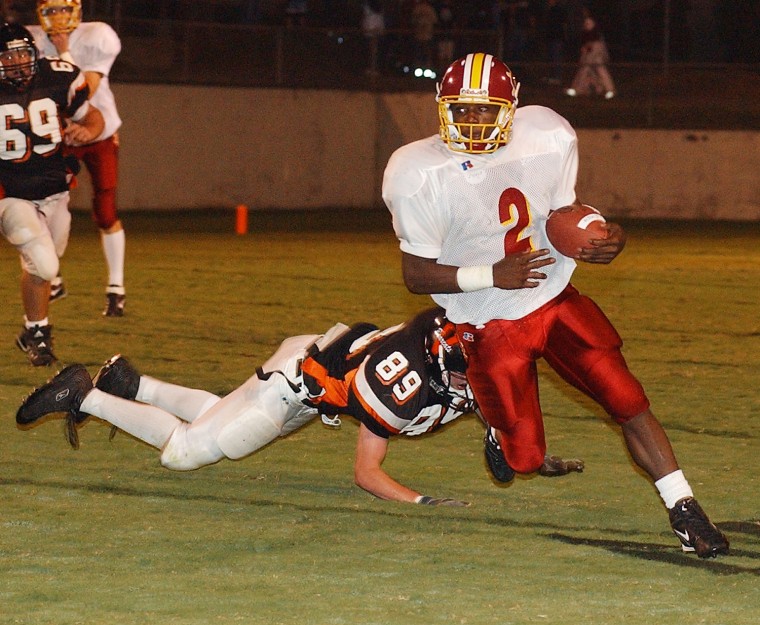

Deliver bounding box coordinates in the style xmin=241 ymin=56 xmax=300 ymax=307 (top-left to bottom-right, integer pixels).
xmin=375 ymin=351 xmax=422 ymax=404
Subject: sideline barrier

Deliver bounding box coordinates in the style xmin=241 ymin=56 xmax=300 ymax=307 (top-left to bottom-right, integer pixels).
xmin=68 ymin=85 xmax=760 ymax=221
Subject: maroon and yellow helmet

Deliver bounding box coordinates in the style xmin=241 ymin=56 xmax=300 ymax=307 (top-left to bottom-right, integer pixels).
xmin=37 ymin=0 xmax=82 ymax=35
xmin=437 ymin=52 xmax=520 ymax=154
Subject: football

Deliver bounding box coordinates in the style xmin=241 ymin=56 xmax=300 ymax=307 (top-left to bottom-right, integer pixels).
xmin=545 ymin=204 xmax=607 ymax=258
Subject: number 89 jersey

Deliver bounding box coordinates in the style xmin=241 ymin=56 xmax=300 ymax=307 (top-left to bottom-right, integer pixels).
xmin=347 ymin=308 xmax=470 ymax=439
xmin=0 ymin=57 xmax=90 ymax=199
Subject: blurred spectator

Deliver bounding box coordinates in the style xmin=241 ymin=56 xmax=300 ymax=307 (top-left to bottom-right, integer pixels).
xmin=410 ymin=0 xmax=437 ymax=70
xmin=717 ymin=0 xmax=760 ymax=63
xmin=285 ymin=0 xmax=308 ymax=27
xmin=565 ymin=10 xmax=615 ymax=99
xmin=435 ymin=0 xmax=455 ymax=71
xmin=362 ymin=0 xmax=385 ymax=74
xmin=543 ymin=0 xmax=568 ymax=85
xmin=502 ymin=1 xmax=538 ymax=62
xmin=1 ymin=0 xmax=21 ymax=22
xmin=241 ymin=1 xmax=261 ymax=24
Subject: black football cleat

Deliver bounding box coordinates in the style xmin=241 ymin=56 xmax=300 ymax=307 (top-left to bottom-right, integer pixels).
xmin=484 ymin=426 xmax=515 ymax=483
xmin=16 ymin=324 xmax=57 ymax=367
xmin=669 ymin=497 xmax=730 ymax=558
xmin=49 ymin=280 xmax=67 ymax=302
xmin=103 ymin=287 xmax=126 ymax=317
xmin=93 ymin=354 xmax=140 ymax=400
xmin=16 ymin=364 xmax=93 ymax=426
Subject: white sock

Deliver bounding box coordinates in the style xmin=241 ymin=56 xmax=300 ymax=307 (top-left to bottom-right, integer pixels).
xmin=25 ymin=316 xmax=49 ymax=328
xmin=137 ymin=375 xmax=221 ymax=423
xmin=81 ymin=389 xmax=178 ymax=449
xmin=655 ymin=469 xmax=694 ymax=509
xmin=51 ymin=275 xmax=63 ymax=288
xmin=101 ymin=229 xmax=125 ymax=288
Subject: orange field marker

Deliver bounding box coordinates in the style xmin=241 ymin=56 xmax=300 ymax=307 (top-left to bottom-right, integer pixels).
xmin=235 ymin=204 xmax=248 ymax=235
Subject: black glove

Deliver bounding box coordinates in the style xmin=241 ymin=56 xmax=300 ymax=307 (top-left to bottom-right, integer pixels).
xmin=416 ymin=495 xmax=470 ymax=507
xmin=539 ymin=454 xmax=584 ymax=477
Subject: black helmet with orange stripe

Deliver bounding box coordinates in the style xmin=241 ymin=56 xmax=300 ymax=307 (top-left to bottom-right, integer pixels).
xmin=0 ymin=23 xmax=38 ymax=91
xmin=424 ymin=309 xmax=475 ymax=412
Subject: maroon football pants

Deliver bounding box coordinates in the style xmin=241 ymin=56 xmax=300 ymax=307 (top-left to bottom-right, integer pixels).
xmin=457 ymin=285 xmax=650 ymax=473
xmin=67 ymin=135 xmax=119 ymax=230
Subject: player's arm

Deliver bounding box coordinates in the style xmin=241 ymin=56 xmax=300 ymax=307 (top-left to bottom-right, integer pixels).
xmin=64 ymin=102 xmax=104 ymax=144
xmin=354 ymin=423 xmax=419 ymax=502
xmin=354 ymin=424 xmax=468 ymax=506
xmin=48 ymin=32 xmax=103 ymax=97
xmin=82 ymin=70 xmax=102 ymax=97
xmin=402 ymin=250 xmax=555 ymax=294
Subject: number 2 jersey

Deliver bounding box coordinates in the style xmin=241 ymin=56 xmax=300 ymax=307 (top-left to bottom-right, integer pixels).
xmin=0 ymin=57 xmax=91 ymax=200
xmin=300 ymin=308 xmax=472 ymax=439
xmin=383 ymin=105 xmax=580 ymax=325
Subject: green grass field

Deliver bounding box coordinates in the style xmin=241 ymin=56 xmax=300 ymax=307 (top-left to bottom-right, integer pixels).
xmin=1 ymin=209 xmax=759 ymax=625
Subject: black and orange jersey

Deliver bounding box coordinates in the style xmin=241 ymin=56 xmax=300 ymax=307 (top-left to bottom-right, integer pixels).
xmin=0 ymin=57 xmax=90 ymax=200
xmin=301 ymin=308 xmax=472 ymax=439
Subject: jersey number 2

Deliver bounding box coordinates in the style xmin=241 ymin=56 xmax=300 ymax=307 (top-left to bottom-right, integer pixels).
xmin=498 ymin=187 xmax=533 ymax=254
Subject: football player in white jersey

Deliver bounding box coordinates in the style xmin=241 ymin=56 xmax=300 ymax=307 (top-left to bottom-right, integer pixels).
xmin=17 ymin=307 xmax=582 ymax=505
xmin=0 ymin=22 xmax=104 ymax=366
xmin=382 ymin=52 xmax=729 ymax=557
xmin=29 ymin=0 xmax=127 ymax=316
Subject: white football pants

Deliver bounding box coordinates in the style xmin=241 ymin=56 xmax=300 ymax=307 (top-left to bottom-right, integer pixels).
xmin=80 ymin=334 xmax=321 ymax=470
xmin=0 ymin=193 xmax=70 ymax=280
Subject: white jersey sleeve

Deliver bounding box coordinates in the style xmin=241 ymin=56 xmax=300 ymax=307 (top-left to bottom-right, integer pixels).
xmin=384 ymin=105 xmax=581 ymax=324
xmin=382 ymin=136 xmax=455 ymax=259
xmin=28 ymin=22 xmax=122 ymax=141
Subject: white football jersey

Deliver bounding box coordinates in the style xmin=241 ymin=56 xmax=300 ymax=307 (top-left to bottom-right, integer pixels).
xmin=383 ymin=105 xmax=579 ymax=324
xmin=29 ymin=22 xmax=122 ymax=142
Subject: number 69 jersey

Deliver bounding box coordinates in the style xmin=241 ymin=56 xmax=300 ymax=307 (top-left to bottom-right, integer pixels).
xmin=345 ymin=308 xmax=474 ymax=439
xmin=0 ymin=57 xmax=90 ymax=200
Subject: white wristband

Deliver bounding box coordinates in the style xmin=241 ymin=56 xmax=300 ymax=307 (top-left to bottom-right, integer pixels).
xmin=59 ymin=51 xmax=75 ymax=64
xmin=456 ymin=265 xmax=494 ymax=292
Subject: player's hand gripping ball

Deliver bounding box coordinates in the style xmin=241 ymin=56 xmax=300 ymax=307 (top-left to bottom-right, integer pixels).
xmin=546 ymin=204 xmax=608 ymax=259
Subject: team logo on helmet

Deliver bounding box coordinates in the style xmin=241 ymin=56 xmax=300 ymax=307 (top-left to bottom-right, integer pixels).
xmin=460 ymin=88 xmax=489 ymax=97
xmin=437 ymin=52 xmax=520 ymax=154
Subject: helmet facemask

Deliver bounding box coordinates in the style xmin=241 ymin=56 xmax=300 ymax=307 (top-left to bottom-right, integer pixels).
xmin=428 ymin=320 xmax=476 ymax=413
xmin=437 ymin=95 xmax=518 ymax=154
xmin=37 ymin=0 xmax=82 ymax=35
xmin=0 ymin=27 xmax=38 ymax=91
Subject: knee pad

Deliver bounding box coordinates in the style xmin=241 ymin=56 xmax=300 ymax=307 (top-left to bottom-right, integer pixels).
xmin=160 ymin=423 xmax=225 ymax=471
xmin=19 ymin=236 xmax=59 ymax=281
xmin=215 ymin=409 xmax=284 ymax=461
xmin=1 ymin=199 xmax=44 ymax=247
